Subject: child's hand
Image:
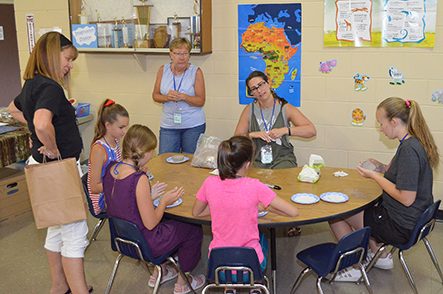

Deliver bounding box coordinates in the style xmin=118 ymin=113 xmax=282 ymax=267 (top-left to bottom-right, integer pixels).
xmin=357 ymin=165 xmax=377 ymax=179
xmin=151 ymin=181 xmax=167 ymax=200
xmin=161 ymin=187 xmax=184 ymax=206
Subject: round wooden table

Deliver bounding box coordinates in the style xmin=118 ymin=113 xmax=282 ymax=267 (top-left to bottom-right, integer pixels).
xmin=148 ymin=153 xmax=382 ymax=293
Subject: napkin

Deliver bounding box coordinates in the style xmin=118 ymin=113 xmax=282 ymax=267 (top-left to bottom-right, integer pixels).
xmin=298 ymin=154 xmax=325 ymax=183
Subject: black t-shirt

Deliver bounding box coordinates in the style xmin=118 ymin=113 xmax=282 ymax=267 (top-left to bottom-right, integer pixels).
xmin=14 ymin=74 xmax=82 ymax=162
xmin=382 ymin=136 xmax=433 ymax=230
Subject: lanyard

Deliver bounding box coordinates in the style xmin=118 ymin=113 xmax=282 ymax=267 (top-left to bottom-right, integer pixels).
xmin=113 ymin=161 xmax=137 ymax=175
xmin=259 ymin=99 xmax=276 ymax=132
xmin=395 ymin=133 xmax=409 ymax=156
xmin=172 ymin=64 xmax=188 ymax=92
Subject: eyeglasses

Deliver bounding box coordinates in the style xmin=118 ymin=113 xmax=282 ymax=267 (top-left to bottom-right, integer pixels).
xmin=250 ymin=81 xmax=267 ymax=92
xmin=172 ymin=52 xmax=190 ymax=57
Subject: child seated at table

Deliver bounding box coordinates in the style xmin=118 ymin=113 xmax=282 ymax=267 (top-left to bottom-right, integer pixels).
xmin=192 ymin=135 xmax=299 ymax=294
xmin=103 ymin=124 xmax=206 ymax=294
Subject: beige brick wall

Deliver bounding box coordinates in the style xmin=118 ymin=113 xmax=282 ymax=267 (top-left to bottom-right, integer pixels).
xmin=13 ymin=0 xmax=443 ymax=201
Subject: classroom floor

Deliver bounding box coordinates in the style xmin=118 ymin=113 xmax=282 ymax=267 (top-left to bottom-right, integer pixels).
xmin=1 ymin=213 xmax=443 ymax=294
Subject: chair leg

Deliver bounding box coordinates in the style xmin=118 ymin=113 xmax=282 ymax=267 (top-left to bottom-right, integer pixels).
xmin=86 ymin=218 xmax=107 ymax=251
xmin=168 ymin=256 xmax=196 ymax=294
xmin=357 ymin=244 xmax=389 ymax=284
xmin=289 ymin=267 xmax=311 ymax=294
xmin=105 ymin=253 xmax=124 ymax=294
xmin=152 ymin=264 xmax=162 ymax=294
xmin=423 ymin=238 xmax=443 ymax=284
xmin=316 ymin=276 xmax=325 ymax=294
xmin=398 ymin=250 xmax=419 ymax=294
xmin=357 ymin=264 xmax=374 ymax=294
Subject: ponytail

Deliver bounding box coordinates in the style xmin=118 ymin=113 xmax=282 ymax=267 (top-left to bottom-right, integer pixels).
xmin=378 ymin=97 xmax=439 ymax=169
xmin=121 ymin=124 xmax=157 ymax=171
xmin=92 ymin=99 xmax=129 ymax=146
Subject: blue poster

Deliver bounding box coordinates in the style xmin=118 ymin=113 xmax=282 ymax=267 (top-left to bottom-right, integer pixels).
xmin=238 ymin=4 xmax=302 ymax=106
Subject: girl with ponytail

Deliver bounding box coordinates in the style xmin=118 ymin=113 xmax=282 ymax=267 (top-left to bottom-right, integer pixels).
xmin=193 ymin=136 xmax=298 ymax=292
xmin=87 ymin=99 xmax=129 ymax=214
xmin=103 ymin=124 xmax=206 ymax=293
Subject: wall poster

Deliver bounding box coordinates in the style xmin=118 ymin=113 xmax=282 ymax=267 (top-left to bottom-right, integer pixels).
xmin=238 ymin=4 xmax=301 ymax=106
xmin=324 ymin=0 xmax=437 ymax=47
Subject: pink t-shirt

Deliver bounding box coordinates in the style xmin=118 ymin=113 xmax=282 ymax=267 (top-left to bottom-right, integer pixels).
xmin=196 ymin=176 xmax=276 ymax=263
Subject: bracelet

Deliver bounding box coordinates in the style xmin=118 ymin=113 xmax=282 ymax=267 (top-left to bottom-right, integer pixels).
xmin=288 ymin=127 xmax=291 ymax=136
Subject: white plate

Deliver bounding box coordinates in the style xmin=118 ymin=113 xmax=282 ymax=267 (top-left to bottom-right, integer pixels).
xmin=153 ymin=198 xmax=183 ymax=208
xmin=166 ymin=156 xmax=189 ymax=164
xmin=291 ymin=193 xmax=320 ymax=204
xmin=320 ymin=192 xmax=349 ymax=203
xmin=258 ymin=210 xmax=268 ymax=217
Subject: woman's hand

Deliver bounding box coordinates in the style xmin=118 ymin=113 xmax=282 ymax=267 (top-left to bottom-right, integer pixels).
xmin=151 ymin=181 xmax=168 ymax=200
xmin=161 ymin=187 xmax=184 ymax=206
xmin=249 ymin=131 xmax=272 ymax=143
xmin=267 ymin=127 xmax=287 ymax=140
xmin=38 ymin=146 xmax=57 ymax=159
xmin=356 ymin=165 xmax=378 ymax=179
xmin=167 ymin=90 xmax=181 ymax=102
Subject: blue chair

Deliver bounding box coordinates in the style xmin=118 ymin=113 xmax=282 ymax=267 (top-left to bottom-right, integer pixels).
xmin=81 ymin=173 xmax=107 ymax=251
xmin=365 ymin=200 xmax=443 ymax=294
xmin=290 ymin=227 xmax=373 ymax=294
xmin=105 ymin=217 xmax=196 ymax=294
xmin=202 ymin=247 xmax=270 ymax=294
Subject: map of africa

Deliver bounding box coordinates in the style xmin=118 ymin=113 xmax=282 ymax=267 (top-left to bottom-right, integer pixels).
xmin=238 ymin=4 xmax=302 ymax=106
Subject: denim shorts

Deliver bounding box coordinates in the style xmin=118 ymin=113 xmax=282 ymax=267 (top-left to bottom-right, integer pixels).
xmin=159 ymin=123 xmax=206 ymax=154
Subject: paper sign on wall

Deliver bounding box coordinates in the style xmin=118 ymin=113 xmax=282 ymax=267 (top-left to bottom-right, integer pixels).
xmin=0 ymin=26 xmax=4 ymax=41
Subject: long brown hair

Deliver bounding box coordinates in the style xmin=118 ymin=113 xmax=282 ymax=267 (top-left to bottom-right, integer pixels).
xmin=378 ymin=97 xmax=439 ymax=169
xmin=92 ymin=99 xmax=129 ymax=146
xmin=121 ymin=124 xmax=157 ymax=170
xmin=218 ymin=136 xmax=255 ymax=180
xmin=245 ymin=71 xmax=288 ymax=106
xmin=23 ymin=32 xmax=78 ymax=87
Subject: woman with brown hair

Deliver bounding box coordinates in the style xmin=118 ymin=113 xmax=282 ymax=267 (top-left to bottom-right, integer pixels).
xmin=8 ymin=32 xmax=92 ymax=294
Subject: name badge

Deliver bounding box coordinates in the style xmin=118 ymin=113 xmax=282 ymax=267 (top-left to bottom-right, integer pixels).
xmin=260 ymin=145 xmax=273 ymax=164
xmin=174 ymin=113 xmax=182 ymax=124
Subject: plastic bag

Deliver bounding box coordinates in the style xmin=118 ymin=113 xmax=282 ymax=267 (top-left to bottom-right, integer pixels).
xmin=190 ymin=134 xmax=222 ymax=169
xmin=298 ymin=154 xmax=325 ymax=183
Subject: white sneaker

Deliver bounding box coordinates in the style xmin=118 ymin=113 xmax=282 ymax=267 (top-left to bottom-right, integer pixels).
xmin=366 ymin=250 xmax=394 ymax=270
xmin=333 ymin=267 xmax=362 ymax=282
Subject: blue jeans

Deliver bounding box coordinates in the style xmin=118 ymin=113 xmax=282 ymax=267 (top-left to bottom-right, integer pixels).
xmin=159 ymin=123 xmax=206 ymax=155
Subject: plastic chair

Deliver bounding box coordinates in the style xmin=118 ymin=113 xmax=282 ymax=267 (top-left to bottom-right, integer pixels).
xmin=290 ymin=227 xmax=373 ymax=294
xmin=106 ymin=217 xmax=195 ymax=294
xmin=202 ymin=247 xmax=270 ymax=294
xmin=365 ymin=200 xmax=443 ymax=294
xmin=81 ymin=173 xmax=107 ymax=251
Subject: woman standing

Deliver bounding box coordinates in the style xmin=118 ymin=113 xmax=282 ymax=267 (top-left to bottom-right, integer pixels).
xmin=152 ymin=37 xmax=206 ymax=155
xmin=8 ymin=32 xmax=92 ymax=294
xmin=234 ymin=70 xmax=316 ymax=169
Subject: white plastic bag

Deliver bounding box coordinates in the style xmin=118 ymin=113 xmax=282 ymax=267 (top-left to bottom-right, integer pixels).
xmin=190 ymin=134 xmax=222 ymax=169
xmin=298 ymin=154 xmax=325 ymax=183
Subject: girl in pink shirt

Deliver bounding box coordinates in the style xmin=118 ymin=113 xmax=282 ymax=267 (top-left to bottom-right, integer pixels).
xmin=193 ymin=136 xmax=298 ymax=294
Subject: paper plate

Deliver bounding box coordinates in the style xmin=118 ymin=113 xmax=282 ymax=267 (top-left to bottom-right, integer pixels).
xmin=166 ymin=156 xmax=189 ymax=164
xmin=258 ymin=210 xmax=268 ymax=217
xmin=320 ymin=192 xmax=349 ymax=203
xmin=153 ymin=198 xmax=183 ymax=208
xmin=147 ymin=172 xmax=154 ymax=180
xmin=291 ymin=193 xmax=320 ymax=204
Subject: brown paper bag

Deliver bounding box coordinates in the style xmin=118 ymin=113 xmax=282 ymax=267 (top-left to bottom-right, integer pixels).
xmin=24 ymin=157 xmax=88 ymax=229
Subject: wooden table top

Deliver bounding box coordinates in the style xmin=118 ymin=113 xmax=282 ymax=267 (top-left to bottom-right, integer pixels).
xmin=148 ymin=153 xmax=382 ymax=228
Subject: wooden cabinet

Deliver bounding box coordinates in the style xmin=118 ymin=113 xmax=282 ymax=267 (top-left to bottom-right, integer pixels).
xmin=68 ymin=0 xmax=212 ymax=55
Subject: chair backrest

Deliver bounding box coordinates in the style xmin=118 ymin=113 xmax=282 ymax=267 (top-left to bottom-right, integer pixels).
xmin=108 ymin=217 xmax=175 ymax=265
xmin=81 ymin=172 xmax=107 ymax=218
xmin=328 ymin=227 xmax=371 ymax=276
xmin=207 ymin=247 xmax=265 ymax=285
xmin=397 ymin=200 xmax=441 ymax=250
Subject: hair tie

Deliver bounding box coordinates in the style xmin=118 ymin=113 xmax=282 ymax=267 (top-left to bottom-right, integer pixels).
xmin=405 ymin=99 xmax=411 ymax=108
xmin=104 ymin=100 xmax=115 ymax=107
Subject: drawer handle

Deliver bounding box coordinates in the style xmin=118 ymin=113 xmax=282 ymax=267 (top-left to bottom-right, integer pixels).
xmin=7 ymin=182 xmax=18 ymax=189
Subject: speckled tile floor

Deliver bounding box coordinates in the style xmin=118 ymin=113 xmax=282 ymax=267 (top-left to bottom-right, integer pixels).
xmin=1 ymin=213 xmax=443 ymax=294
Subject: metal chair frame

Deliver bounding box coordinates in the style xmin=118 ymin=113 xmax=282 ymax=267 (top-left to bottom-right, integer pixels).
xmin=105 ymin=217 xmax=196 ymax=294
xmin=290 ymin=227 xmax=373 ymax=294
xmin=364 ymin=200 xmax=443 ymax=294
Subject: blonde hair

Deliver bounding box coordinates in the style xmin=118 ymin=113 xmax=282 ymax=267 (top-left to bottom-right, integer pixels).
xmin=378 ymin=97 xmax=439 ymax=169
xmin=121 ymin=125 xmax=157 ymax=170
xmin=92 ymin=99 xmax=129 ymax=146
xmin=169 ymin=37 xmax=192 ymax=53
xmin=23 ymin=32 xmax=78 ymax=87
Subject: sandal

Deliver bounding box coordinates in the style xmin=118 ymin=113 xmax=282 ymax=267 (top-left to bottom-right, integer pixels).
xmin=148 ymin=265 xmax=178 ymax=288
xmin=287 ymin=226 xmax=301 ymax=237
xmin=64 ymin=285 xmax=93 ymax=294
xmin=173 ymin=274 xmax=206 ymax=294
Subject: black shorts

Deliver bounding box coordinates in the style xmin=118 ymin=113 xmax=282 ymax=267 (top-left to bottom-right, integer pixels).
xmin=364 ymin=203 xmax=413 ymax=246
